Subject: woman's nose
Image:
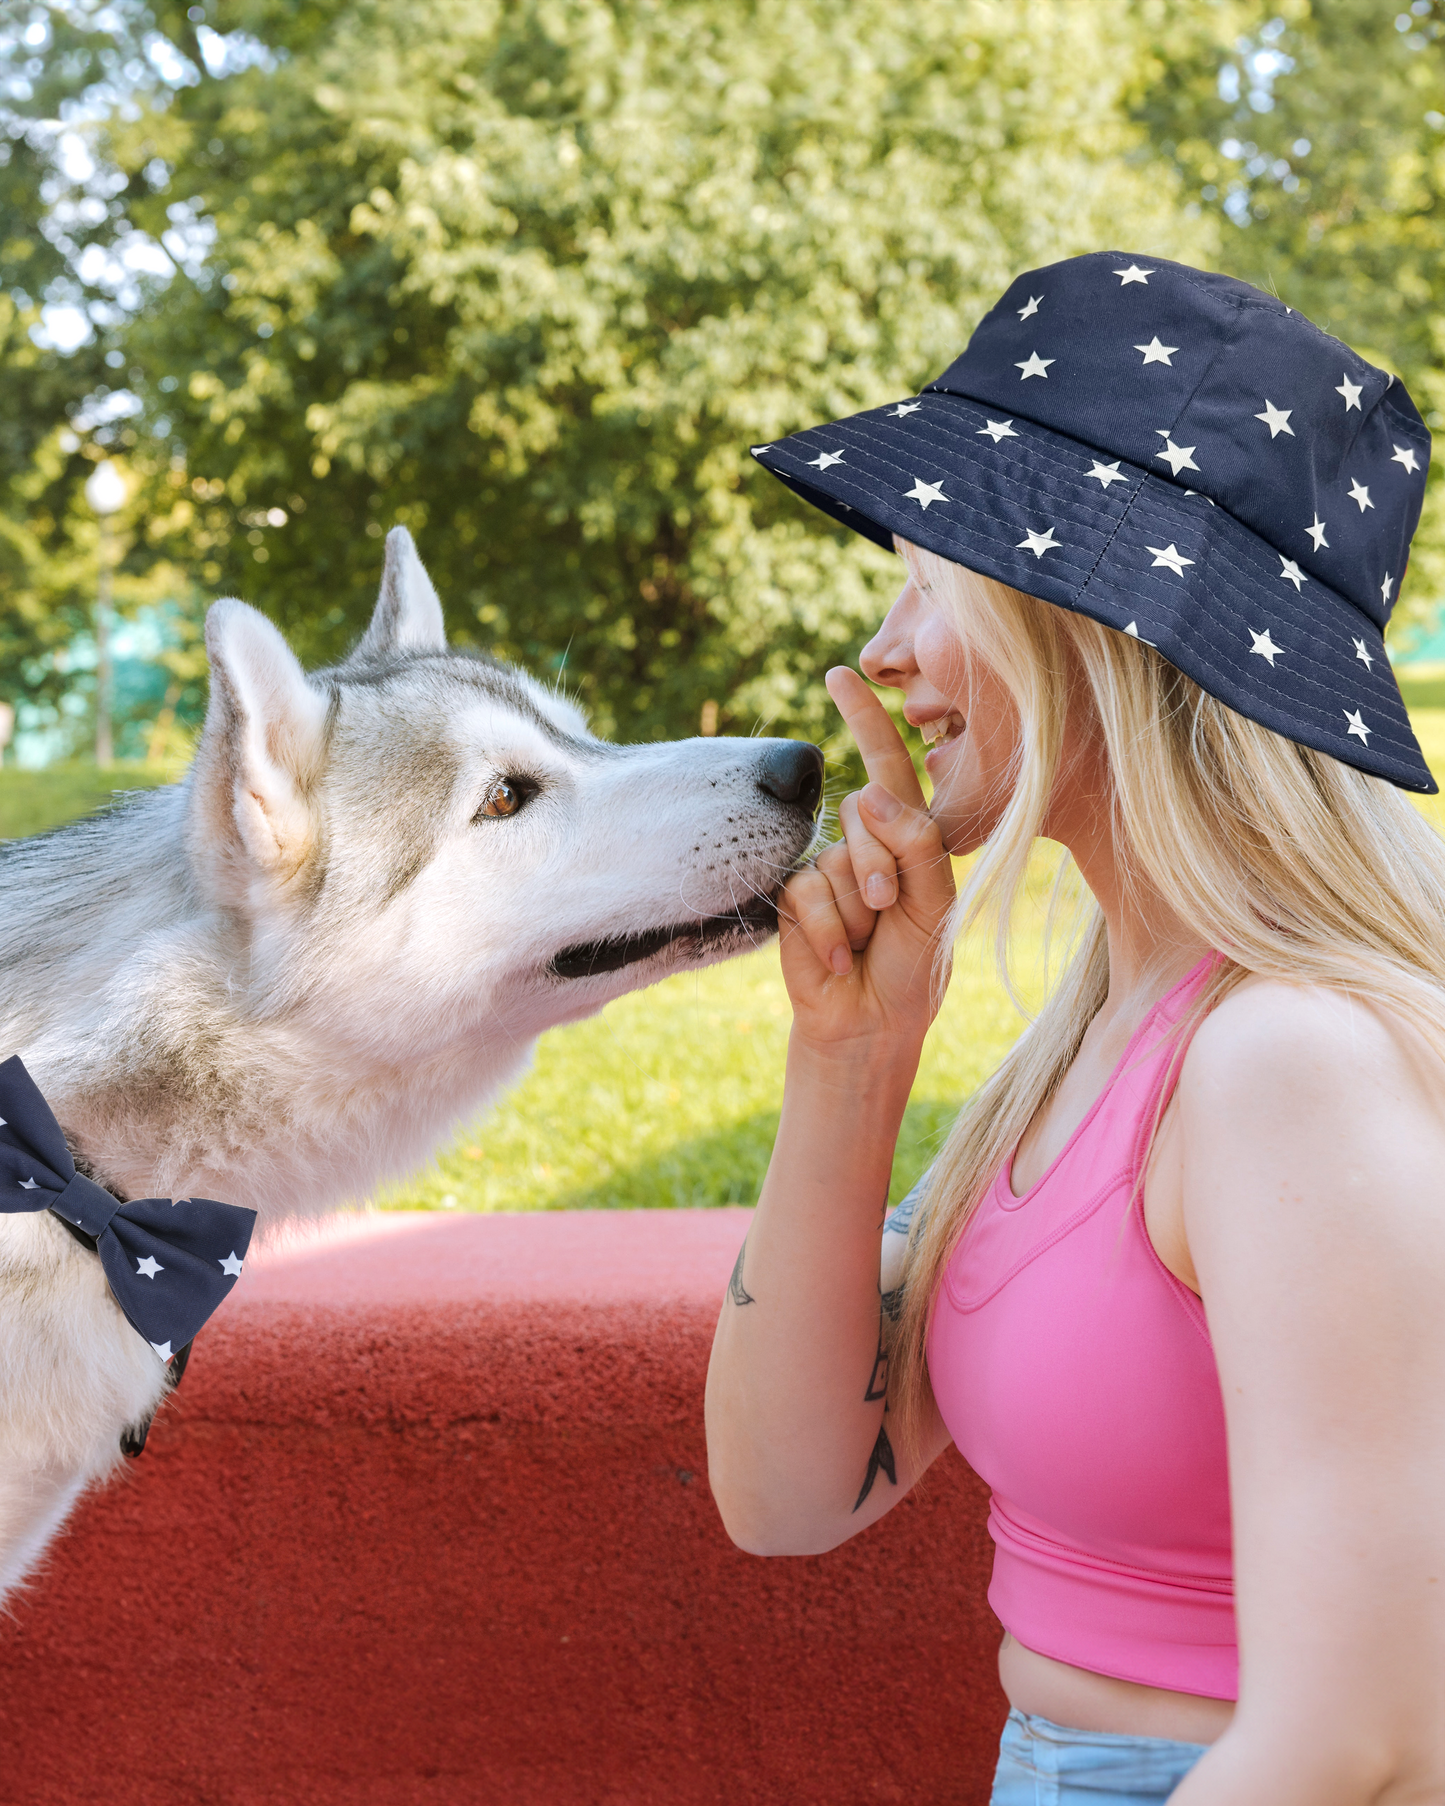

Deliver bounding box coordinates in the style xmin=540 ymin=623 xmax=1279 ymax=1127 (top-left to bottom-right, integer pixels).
xmin=860 ymin=584 xmax=921 ymax=688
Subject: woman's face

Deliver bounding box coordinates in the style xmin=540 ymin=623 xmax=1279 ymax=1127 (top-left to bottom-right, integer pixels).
xmin=858 ymin=563 xmax=1022 ymax=857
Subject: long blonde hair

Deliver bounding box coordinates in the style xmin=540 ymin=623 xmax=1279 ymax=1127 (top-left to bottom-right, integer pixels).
xmin=890 ymin=540 xmax=1445 ymax=1457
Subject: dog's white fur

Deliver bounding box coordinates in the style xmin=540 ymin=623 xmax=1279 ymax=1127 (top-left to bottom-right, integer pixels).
xmin=0 ymin=529 xmax=820 ymax=1597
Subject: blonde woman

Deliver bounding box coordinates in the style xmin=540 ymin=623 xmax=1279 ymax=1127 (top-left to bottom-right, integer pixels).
xmin=707 ymin=254 xmax=1445 ymax=1804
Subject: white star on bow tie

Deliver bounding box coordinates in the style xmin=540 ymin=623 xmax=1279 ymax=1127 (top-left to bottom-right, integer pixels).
xmin=1344 ymin=709 xmax=1371 ymax=744
xmin=1146 ymin=543 xmax=1194 ymax=576
xmin=1381 ymin=572 xmax=1394 ymax=604
xmin=1135 ymin=338 xmax=1178 ymax=366
xmin=219 ymin=1251 xmax=245 ymax=1278
xmin=1255 ymin=399 xmax=1295 ymax=439
xmin=1335 ymin=374 xmax=1363 ymax=411
xmin=1249 ymin=629 xmax=1284 ymax=666
xmin=136 ymin=1255 xmax=164 ymax=1279
xmin=1278 ymin=556 xmax=1307 ymax=591
xmin=18 ymin=1177 xmax=37 ymax=1190
xmin=890 ymin=402 xmax=922 ymax=418
xmin=1087 ymin=460 xmax=1127 ymax=488
xmin=1017 ymin=295 xmax=1042 ymax=320
xmin=1015 ymin=351 xmax=1054 ymax=380
xmin=1348 ymin=479 xmax=1374 ymax=512
xmin=1114 ymin=264 xmax=1154 ymax=285
xmin=1391 ymin=443 xmax=1421 ymax=474
xmin=150 ymin=1340 xmax=174 ymax=1362
xmin=903 ymin=477 xmax=947 ymax=509
xmin=977 ymin=418 xmax=1019 ymax=443
xmin=1154 ymin=434 xmax=1200 ymax=477
xmin=1306 ymin=515 xmax=1329 ymax=551
xmin=806 ymin=450 xmax=845 ymax=470
xmin=1353 ymin=638 xmax=1374 ymax=670
xmin=1017 ymin=526 xmax=1061 ymax=558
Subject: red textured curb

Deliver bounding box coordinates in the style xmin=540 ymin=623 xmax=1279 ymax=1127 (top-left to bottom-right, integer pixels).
xmin=0 ymin=1212 xmax=1005 ymax=1805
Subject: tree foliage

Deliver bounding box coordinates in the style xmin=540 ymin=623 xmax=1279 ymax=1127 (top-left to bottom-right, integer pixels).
xmin=100 ymin=0 xmax=1215 ymax=742
xmin=5 ymin=0 xmax=1444 ymax=755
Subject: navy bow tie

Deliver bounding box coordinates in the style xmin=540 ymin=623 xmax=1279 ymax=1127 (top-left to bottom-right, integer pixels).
xmin=0 ymin=1055 xmax=256 ymax=1362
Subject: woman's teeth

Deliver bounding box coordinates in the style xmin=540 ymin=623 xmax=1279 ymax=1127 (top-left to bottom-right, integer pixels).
xmin=919 ymin=712 xmax=966 ymax=748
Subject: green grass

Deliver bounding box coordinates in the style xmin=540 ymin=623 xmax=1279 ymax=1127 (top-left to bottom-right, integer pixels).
xmin=10 ymin=714 xmax=1445 ymax=1214
xmin=0 ymin=762 xmax=176 ymax=840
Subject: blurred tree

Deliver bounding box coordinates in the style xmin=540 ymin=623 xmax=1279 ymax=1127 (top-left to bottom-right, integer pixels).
xmin=95 ymin=0 xmax=1217 ymax=744
xmin=1140 ymin=0 xmax=1445 ymax=624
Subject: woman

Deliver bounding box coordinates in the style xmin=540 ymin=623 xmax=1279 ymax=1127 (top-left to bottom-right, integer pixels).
xmin=705 ymin=253 xmax=1445 ymax=1804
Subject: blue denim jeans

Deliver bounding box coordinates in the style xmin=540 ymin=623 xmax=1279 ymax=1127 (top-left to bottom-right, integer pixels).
xmin=989 ymin=1709 xmax=1208 ymax=1804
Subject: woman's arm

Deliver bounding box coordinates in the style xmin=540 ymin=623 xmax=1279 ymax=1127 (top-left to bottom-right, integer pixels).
xmin=1168 ymin=979 xmax=1445 ymax=1806
xmin=705 ymin=670 xmax=956 ymax=1556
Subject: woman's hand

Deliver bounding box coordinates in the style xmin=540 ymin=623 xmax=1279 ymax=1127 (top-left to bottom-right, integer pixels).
xmin=778 ymin=667 xmax=956 ymax=1055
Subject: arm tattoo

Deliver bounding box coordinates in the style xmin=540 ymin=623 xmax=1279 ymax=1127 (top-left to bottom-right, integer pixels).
xmin=863 ymin=1285 xmax=905 ymax=1402
xmin=884 ymin=1174 xmax=929 ymax=1238
xmin=728 ymin=1240 xmax=755 ymax=1306
xmin=852 ymin=1423 xmax=897 ymax=1511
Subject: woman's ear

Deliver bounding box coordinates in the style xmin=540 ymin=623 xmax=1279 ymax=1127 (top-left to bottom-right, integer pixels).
xmin=187 ymin=598 xmax=330 ymax=900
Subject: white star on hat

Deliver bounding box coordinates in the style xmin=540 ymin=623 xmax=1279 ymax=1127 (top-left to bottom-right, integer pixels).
xmin=1335 ymin=374 xmax=1363 ymax=411
xmin=1381 ymin=571 xmax=1394 ymax=604
xmin=1306 ymin=515 xmax=1329 ymax=551
xmin=1146 ymin=543 xmax=1194 ymax=576
xmin=136 ymin=1255 xmax=164 ymax=1278
xmin=977 ymin=418 xmax=1019 ymax=443
xmin=1017 ymin=526 xmax=1061 ymax=558
xmin=1353 ymin=638 xmax=1374 ymax=670
xmin=1154 ymin=435 xmax=1200 ymax=477
xmin=1123 ymin=621 xmax=1158 ymax=646
xmin=890 ymin=402 xmax=922 ymax=418
xmin=1087 ymin=460 xmax=1127 ymax=489
xmin=903 ymin=478 xmax=947 ymax=509
xmin=1015 ymin=351 xmax=1054 ymax=380
xmin=1249 ymin=629 xmax=1284 ymax=666
xmin=1255 ymin=399 xmax=1295 ymax=439
xmin=1135 ymin=337 xmax=1178 ymax=366
xmin=749 ymin=445 xmax=770 ymax=455
xmin=807 ymin=450 xmax=845 ymax=470
xmin=1278 ymin=556 xmax=1307 ymax=591
xmin=1017 ymin=295 xmax=1042 ymax=320
xmin=1114 ymin=264 xmax=1154 ymax=285
xmin=1391 ymin=443 xmax=1421 ymax=474
xmin=219 ymin=1251 xmax=245 ymax=1278
xmin=1344 ymin=709 xmax=1371 ymax=744
xmin=1348 ymin=479 xmax=1375 ymax=513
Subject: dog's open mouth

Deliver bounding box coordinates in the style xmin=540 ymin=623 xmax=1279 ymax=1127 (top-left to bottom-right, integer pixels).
xmin=549 ymin=898 xmax=780 ymax=980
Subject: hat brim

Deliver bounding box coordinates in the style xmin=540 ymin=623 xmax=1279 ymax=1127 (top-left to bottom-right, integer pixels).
xmin=752 ymin=392 xmax=1435 ymax=795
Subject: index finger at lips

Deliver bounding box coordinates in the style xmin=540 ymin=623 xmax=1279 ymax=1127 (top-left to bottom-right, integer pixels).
xmin=825 ymin=667 xmax=926 ymax=810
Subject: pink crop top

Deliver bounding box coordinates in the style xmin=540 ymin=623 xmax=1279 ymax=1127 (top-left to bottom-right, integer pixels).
xmin=926 ymin=955 xmax=1237 ymax=1700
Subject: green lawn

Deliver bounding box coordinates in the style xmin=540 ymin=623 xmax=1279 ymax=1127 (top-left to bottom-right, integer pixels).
xmin=7 ymin=706 xmax=1445 ymax=1214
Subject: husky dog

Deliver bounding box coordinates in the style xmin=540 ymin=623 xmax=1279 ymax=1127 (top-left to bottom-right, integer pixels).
xmin=0 ymin=528 xmax=823 ymax=1598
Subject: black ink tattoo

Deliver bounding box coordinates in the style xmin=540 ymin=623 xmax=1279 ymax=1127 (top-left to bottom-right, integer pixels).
xmin=884 ymin=1175 xmax=929 ymax=1237
xmin=864 ymin=1330 xmax=889 ymax=1403
xmin=728 ymin=1241 xmax=755 ymax=1306
xmin=880 ymin=1284 xmax=904 ymax=1325
xmin=852 ymin=1423 xmax=897 ymax=1511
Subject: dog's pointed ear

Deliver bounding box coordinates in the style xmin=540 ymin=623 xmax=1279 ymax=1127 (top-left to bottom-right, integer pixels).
xmin=358 ymin=526 xmax=446 ymax=658
xmin=188 ymin=599 xmax=330 ymax=891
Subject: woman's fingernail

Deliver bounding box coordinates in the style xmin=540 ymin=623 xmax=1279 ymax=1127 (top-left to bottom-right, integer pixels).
xmin=830 ymin=945 xmax=853 ymax=975
xmin=861 ymin=784 xmax=900 ymax=821
xmin=865 ymin=874 xmax=895 ymax=909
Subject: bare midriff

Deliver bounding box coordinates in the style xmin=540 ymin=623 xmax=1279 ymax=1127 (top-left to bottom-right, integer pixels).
xmin=998 ymin=1633 xmax=1236 ymax=1745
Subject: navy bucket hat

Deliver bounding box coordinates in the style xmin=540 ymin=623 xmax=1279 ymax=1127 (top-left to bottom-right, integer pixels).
xmin=751 ymin=251 xmax=1436 ymax=794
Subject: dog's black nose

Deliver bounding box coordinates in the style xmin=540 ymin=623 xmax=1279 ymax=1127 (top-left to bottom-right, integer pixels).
xmin=758 ymin=742 xmax=825 ymax=819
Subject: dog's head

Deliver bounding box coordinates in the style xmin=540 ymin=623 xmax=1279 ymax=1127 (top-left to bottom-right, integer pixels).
xmin=185 ymin=528 xmax=823 ymax=1055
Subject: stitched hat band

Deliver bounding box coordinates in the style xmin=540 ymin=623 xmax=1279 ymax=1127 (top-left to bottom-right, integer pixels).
xmin=751 ymin=251 xmax=1435 ymax=794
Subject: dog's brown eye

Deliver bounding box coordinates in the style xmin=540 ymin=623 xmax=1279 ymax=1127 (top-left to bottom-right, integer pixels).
xmin=481 ymin=781 xmax=521 ymax=818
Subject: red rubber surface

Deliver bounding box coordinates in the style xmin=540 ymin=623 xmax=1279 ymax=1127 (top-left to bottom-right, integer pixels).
xmin=0 ymin=1211 xmax=1005 ymax=1805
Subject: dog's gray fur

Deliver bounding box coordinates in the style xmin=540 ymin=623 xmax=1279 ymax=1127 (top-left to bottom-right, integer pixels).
xmin=0 ymin=529 xmax=819 ymax=1596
